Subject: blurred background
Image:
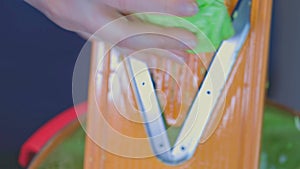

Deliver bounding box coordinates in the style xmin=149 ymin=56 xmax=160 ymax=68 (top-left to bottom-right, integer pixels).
xmin=0 ymin=0 xmax=299 ymax=168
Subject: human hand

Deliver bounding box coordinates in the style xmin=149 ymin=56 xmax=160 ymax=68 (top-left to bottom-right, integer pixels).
xmin=25 ymin=0 xmax=199 ymax=53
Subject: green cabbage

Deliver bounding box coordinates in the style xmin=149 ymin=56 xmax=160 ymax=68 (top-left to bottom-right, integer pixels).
xmin=137 ymin=0 xmax=234 ymax=53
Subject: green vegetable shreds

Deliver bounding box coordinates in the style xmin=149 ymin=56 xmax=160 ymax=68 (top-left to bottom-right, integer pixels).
xmin=136 ymin=0 xmax=234 ymax=53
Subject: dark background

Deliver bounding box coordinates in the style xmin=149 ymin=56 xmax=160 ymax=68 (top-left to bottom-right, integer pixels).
xmin=0 ymin=1 xmax=85 ymax=168
xmin=268 ymin=0 xmax=300 ymax=112
xmin=0 ymin=0 xmax=299 ymax=168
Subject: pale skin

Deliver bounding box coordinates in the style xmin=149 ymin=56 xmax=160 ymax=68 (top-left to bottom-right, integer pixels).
xmin=25 ymin=0 xmax=199 ymax=57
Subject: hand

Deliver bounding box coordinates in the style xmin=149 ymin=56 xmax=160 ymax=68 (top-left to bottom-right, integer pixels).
xmin=25 ymin=0 xmax=198 ymax=52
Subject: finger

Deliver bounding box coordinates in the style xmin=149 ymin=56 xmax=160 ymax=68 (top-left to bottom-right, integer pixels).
xmin=55 ymin=2 xmax=198 ymax=51
xmin=98 ymin=0 xmax=199 ymax=17
xmin=90 ymin=14 xmax=198 ymax=51
xmin=77 ymin=31 xmax=92 ymax=40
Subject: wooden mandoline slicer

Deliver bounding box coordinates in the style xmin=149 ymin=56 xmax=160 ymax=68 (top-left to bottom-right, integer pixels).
xmin=83 ymin=0 xmax=273 ymax=168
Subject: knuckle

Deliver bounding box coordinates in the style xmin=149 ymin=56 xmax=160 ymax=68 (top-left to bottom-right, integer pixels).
xmin=117 ymin=0 xmax=128 ymax=11
xmin=43 ymin=0 xmax=62 ymax=19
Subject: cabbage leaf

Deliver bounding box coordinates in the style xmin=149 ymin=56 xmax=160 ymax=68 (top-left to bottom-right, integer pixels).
xmin=136 ymin=0 xmax=234 ymax=53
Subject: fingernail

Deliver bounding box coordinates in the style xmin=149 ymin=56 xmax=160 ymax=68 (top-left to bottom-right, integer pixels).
xmin=180 ymin=2 xmax=199 ymax=15
xmin=187 ymin=39 xmax=197 ymax=48
xmin=181 ymin=39 xmax=197 ymax=49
